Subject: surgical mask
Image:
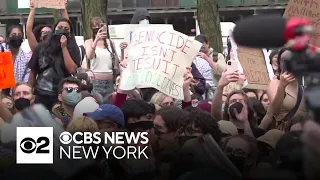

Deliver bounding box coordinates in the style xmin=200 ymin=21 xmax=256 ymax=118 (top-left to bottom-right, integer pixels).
xmin=14 ymin=98 xmax=31 ymax=111
xmin=65 ymin=91 xmax=82 ymax=107
xmin=139 ymin=19 xmax=149 ymax=24
xmin=8 ymin=35 xmax=23 ymax=49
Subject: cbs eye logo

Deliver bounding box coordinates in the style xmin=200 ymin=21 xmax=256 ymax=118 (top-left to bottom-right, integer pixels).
xmin=20 ymin=137 xmax=50 ymax=154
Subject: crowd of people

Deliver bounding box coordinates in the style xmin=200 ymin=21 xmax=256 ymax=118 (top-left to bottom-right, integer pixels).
xmin=1 ymin=0 xmax=320 ymax=179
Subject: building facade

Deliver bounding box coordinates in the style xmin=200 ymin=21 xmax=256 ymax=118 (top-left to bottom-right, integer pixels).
xmin=0 ymin=0 xmax=288 ymax=36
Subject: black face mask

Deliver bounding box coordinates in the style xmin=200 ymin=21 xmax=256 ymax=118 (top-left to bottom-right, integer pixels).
xmin=227 ymin=155 xmax=246 ymax=172
xmin=14 ymin=98 xmax=31 ymax=111
xmin=8 ymin=35 xmax=23 ymax=49
xmin=229 ymin=102 xmax=243 ymax=119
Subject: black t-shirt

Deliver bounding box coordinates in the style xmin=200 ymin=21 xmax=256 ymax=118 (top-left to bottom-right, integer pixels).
xmin=28 ymin=40 xmax=81 ymax=96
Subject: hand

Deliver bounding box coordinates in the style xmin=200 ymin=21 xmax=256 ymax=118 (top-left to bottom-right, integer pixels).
xmin=218 ymin=69 xmax=239 ymax=88
xmin=64 ymin=0 xmax=68 ymax=7
xmin=234 ymin=104 xmax=248 ymax=122
xmin=60 ymin=35 xmax=67 ymax=48
xmin=30 ymin=0 xmax=35 ymax=10
xmin=183 ymin=67 xmax=193 ymax=88
xmin=94 ymin=29 xmax=107 ymax=42
xmin=197 ymin=52 xmax=209 ymax=61
xmin=120 ymin=42 xmax=128 ymax=50
xmin=280 ymin=72 xmax=295 ymax=87
xmin=237 ymin=72 xmax=246 ymax=85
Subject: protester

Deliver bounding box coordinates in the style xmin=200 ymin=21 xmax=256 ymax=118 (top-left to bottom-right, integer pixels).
xmin=26 ymin=0 xmax=69 ymax=52
xmin=12 ymin=82 xmax=34 ymax=112
xmin=0 ymin=35 xmax=5 ymax=44
xmin=85 ymin=17 xmax=119 ymax=97
xmin=269 ymin=49 xmax=280 ymax=75
xmin=52 ymin=77 xmax=82 ymax=127
xmin=267 ymin=48 xmax=308 ymax=131
xmin=1 ymin=25 xmax=31 ymax=96
xmin=259 ymin=91 xmax=269 ymax=110
xmin=28 ymin=18 xmax=81 ymax=111
xmin=84 ymin=104 xmax=125 ymax=131
xmin=194 ymin=35 xmax=216 ymax=99
xmin=222 ymin=135 xmax=259 ymax=177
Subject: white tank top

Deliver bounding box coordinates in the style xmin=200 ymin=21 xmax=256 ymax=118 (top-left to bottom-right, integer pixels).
xmin=90 ymin=46 xmax=113 ymax=74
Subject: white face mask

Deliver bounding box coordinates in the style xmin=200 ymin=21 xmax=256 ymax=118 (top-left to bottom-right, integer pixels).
xmin=139 ymin=19 xmax=149 ymax=24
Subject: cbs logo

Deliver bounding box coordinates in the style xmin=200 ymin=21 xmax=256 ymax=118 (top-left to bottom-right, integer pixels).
xmin=20 ymin=137 xmax=50 ymax=154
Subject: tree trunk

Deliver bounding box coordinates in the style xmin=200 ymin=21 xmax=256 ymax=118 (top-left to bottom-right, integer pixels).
xmin=197 ymin=0 xmax=223 ymax=53
xmin=80 ymin=0 xmax=108 ymax=40
xmin=52 ymin=9 xmax=62 ymax=23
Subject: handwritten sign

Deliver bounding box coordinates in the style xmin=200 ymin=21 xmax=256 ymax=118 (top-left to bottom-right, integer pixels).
xmin=124 ymin=24 xmax=174 ymax=43
xmin=35 ymin=0 xmax=65 ymax=9
xmin=283 ymin=0 xmax=320 ymax=46
xmin=119 ymin=28 xmax=202 ymax=100
xmin=237 ymin=46 xmax=270 ymax=90
xmin=0 ymin=52 xmax=16 ymax=89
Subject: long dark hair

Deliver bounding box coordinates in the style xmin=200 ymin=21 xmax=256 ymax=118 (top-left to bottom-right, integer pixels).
xmin=39 ymin=18 xmax=77 ymax=76
xmin=33 ymin=24 xmax=53 ymax=42
xmin=6 ymin=25 xmax=24 ymax=48
xmin=275 ymin=47 xmax=289 ymax=80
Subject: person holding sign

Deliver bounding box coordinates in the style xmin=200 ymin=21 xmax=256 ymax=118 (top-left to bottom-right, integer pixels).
xmin=85 ymin=17 xmax=119 ymax=97
xmin=26 ymin=0 xmax=69 ymax=52
xmin=28 ymin=18 xmax=81 ymax=111
xmin=1 ymin=25 xmax=31 ymax=96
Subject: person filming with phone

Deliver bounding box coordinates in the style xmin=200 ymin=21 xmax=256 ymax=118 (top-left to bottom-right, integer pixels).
xmin=84 ymin=17 xmax=119 ymax=98
xmin=28 ymin=18 xmax=81 ymax=111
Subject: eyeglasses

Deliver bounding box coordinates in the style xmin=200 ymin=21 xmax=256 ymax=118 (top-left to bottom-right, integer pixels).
xmin=224 ymin=147 xmax=249 ymax=157
xmin=63 ymin=87 xmax=80 ymax=93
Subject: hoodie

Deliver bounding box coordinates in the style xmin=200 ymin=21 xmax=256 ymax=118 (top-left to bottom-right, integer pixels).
xmin=130 ymin=8 xmax=151 ymax=24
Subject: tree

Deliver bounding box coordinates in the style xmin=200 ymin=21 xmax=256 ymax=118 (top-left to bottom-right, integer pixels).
xmin=80 ymin=0 xmax=108 ymax=40
xmin=197 ymin=0 xmax=223 ymax=53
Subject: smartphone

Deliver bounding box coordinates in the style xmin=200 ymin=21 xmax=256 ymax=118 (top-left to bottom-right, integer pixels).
xmin=100 ymin=23 xmax=107 ymax=31
xmin=227 ymin=60 xmax=238 ymax=72
xmin=199 ymin=45 xmax=205 ymax=52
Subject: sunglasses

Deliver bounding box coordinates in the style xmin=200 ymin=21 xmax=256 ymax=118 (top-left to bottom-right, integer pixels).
xmin=63 ymin=87 xmax=80 ymax=93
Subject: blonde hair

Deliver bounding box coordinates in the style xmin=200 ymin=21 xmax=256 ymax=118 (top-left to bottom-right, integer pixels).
xmin=67 ymin=116 xmax=99 ymax=133
xmin=150 ymin=92 xmax=168 ymax=106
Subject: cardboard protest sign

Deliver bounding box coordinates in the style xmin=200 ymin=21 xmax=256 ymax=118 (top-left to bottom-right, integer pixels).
xmin=237 ymin=46 xmax=270 ymax=90
xmin=283 ymin=0 xmax=320 ymax=46
xmin=35 ymin=0 xmax=65 ymax=9
xmin=124 ymin=24 xmax=174 ymax=43
xmin=0 ymin=52 xmax=16 ymax=89
xmin=119 ymin=28 xmax=202 ymax=100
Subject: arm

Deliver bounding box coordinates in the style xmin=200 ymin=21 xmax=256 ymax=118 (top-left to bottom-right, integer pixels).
xmin=61 ymin=8 xmax=69 ymax=20
xmin=0 ymin=100 xmax=12 ymax=121
xmin=211 ymin=85 xmax=224 ymax=120
xmin=26 ymin=5 xmax=38 ymax=52
xmin=243 ymin=121 xmax=255 ymax=138
xmin=258 ymin=106 xmax=275 ymax=130
xmin=28 ymin=70 xmax=37 ymax=87
xmin=85 ymin=39 xmax=97 ymax=60
xmin=62 ymin=46 xmax=78 ymax=73
xmin=267 ymin=80 xmax=286 ymax=116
